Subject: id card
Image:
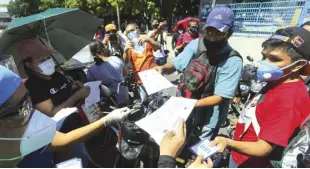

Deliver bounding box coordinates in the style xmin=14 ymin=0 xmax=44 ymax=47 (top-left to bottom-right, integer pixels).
xmin=56 ymin=158 xmax=83 ymax=168
xmin=190 ymin=139 xmax=219 ymax=160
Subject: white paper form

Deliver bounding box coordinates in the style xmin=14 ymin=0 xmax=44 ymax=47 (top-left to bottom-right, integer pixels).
xmin=84 ymin=81 xmax=101 ymax=107
xmin=52 ymin=107 xmax=77 ymax=130
xmin=138 ymin=69 xmax=174 ymax=95
xmin=135 ymin=97 xmax=197 ymax=145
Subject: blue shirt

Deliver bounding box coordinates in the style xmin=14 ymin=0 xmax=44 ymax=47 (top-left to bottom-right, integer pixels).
xmin=87 ymin=56 xmax=129 ymax=105
xmin=172 ymin=39 xmax=243 ymax=128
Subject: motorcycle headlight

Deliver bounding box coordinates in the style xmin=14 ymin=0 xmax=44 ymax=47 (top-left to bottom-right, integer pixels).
xmin=240 ymin=84 xmax=250 ymax=91
xmin=240 ymin=84 xmax=250 ymax=96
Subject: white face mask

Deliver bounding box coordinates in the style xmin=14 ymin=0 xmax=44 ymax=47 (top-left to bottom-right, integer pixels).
xmin=127 ymin=31 xmax=138 ymax=41
xmin=178 ymin=30 xmax=184 ymax=34
xmin=38 ymin=58 xmax=56 ymax=76
xmin=0 ymin=110 xmax=56 ymax=161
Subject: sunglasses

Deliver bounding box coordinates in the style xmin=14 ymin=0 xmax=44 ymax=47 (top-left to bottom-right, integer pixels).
xmin=0 ymin=93 xmax=34 ymax=128
xmin=204 ymin=27 xmax=229 ymax=39
xmin=106 ymin=30 xmax=117 ymax=34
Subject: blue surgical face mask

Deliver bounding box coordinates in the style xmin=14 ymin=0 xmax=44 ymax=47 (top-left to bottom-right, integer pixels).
xmin=257 ymin=60 xmax=284 ymax=82
xmin=127 ymin=31 xmax=138 ymax=41
xmin=257 ymin=60 xmax=302 ymax=82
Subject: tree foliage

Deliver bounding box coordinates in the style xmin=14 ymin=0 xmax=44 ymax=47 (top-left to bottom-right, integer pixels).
xmin=7 ymin=0 xmax=160 ymax=20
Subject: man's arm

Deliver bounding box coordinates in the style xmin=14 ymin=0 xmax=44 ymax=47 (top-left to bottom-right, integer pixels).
xmin=195 ymin=95 xmax=223 ymax=107
xmin=175 ymin=35 xmax=185 ymax=51
xmin=146 ymin=37 xmax=160 ymax=51
xmin=155 ymin=39 xmax=199 ymax=74
xmin=211 ymin=137 xmax=275 ymax=158
xmin=197 ymin=57 xmax=243 ymax=108
xmin=227 ymin=139 xmax=275 ymax=157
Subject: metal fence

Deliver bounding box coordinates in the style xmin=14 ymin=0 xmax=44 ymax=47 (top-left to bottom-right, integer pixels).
xmin=215 ymin=0 xmax=310 ymax=37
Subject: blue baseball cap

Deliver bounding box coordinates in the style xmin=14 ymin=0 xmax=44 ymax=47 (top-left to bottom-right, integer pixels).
xmin=203 ymin=7 xmax=235 ymax=32
xmin=0 ymin=65 xmax=22 ymax=106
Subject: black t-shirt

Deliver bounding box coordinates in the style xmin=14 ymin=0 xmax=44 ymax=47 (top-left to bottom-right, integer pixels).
xmin=25 ymin=72 xmax=72 ymax=106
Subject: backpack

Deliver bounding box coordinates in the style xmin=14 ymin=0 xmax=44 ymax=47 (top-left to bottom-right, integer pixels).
xmin=178 ymin=38 xmax=241 ymax=99
xmin=270 ymin=116 xmax=310 ymax=168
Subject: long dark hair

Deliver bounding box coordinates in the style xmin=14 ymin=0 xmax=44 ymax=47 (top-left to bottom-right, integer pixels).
xmin=89 ymin=40 xmax=109 ymax=65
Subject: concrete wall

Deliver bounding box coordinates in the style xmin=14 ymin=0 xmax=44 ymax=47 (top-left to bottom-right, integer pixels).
xmin=228 ymin=36 xmax=267 ymax=64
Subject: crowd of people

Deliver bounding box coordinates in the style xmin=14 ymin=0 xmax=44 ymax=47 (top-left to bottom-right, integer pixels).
xmin=1 ymin=6 xmax=310 ymax=168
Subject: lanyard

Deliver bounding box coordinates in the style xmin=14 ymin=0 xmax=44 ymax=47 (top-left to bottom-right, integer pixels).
xmin=239 ymin=94 xmax=262 ymax=138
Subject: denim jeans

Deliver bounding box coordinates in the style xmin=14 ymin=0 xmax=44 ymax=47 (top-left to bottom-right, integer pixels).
xmin=229 ymin=154 xmax=239 ymax=168
xmin=191 ymin=108 xmax=220 ymax=140
xmin=155 ymin=57 xmax=167 ymax=66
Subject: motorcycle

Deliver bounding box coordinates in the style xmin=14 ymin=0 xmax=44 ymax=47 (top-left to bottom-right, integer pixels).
xmin=231 ymin=56 xmax=265 ymax=117
xmin=113 ymin=90 xmax=171 ymax=168
xmin=227 ymin=56 xmax=266 ymax=138
xmin=84 ymin=82 xmax=170 ymax=168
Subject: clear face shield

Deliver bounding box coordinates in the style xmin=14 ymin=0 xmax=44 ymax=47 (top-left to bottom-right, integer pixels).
xmin=0 ymin=55 xmax=20 ymax=76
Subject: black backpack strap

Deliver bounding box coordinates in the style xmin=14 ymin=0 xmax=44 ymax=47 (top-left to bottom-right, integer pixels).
xmin=228 ymin=50 xmax=242 ymax=60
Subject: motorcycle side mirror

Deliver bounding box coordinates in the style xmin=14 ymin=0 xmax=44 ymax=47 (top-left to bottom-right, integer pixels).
xmin=100 ymin=85 xmax=113 ymax=98
xmin=246 ymin=56 xmax=254 ymax=62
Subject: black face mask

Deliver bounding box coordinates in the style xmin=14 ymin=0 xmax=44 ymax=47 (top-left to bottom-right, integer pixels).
xmin=153 ymin=24 xmax=159 ymax=29
xmin=203 ymin=37 xmax=228 ymax=54
xmin=189 ymin=27 xmax=198 ymax=35
xmin=94 ymin=57 xmax=104 ymax=65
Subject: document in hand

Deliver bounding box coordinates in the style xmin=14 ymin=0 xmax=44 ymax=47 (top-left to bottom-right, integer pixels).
xmin=138 ymin=69 xmax=174 ymax=95
xmin=52 ymin=107 xmax=78 ymax=130
xmin=135 ymin=97 xmax=197 ymax=145
xmin=190 ymin=138 xmax=219 ymax=160
xmin=84 ymin=81 xmax=101 ymax=107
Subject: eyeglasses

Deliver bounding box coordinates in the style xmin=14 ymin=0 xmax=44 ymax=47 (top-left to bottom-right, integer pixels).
xmin=204 ymin=27 xmax=229 ymax=39
xmin=0 ymin=93 xmax=34 ymax=128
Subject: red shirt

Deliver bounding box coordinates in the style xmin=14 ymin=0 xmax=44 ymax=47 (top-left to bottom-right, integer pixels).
xmin=232 ymin=80 xmax=310 ymax=167
xmin=176 ymin=32 xmax=202 ymax=47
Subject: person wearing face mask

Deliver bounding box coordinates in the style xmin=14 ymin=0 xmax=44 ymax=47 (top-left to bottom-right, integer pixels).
xmin=94 ymin=24 xmax=105 ymax=41
xmin=102 ymin=24 xmax=126 ymax=59
xmin=20 ymin=39 xmax=90 ymax=117
xmin=155 ymin=7 xmax=243 ymax=140
xmin=20 ymin=39 xmax=93 ymax=165
xmin=123 ymin=23 xmax=160 ymax=101
xmin=0 ymin=65 xmax=132 ymax=168
xmin=148 ymin=19 xmax=167 ymax=66
xmin=87 ymin=40 xmax=129 ymax=106
xmin=172 ymin=24 xmax=185 ymax=57
xmin=210 ymin=27 xmax=310 ymax=168
xmin=175 ymin=19 xmax=202 ymax=54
